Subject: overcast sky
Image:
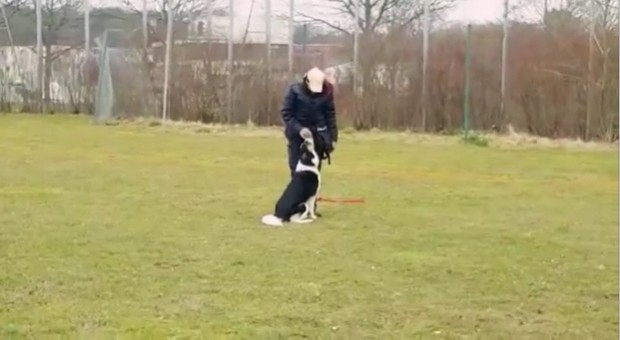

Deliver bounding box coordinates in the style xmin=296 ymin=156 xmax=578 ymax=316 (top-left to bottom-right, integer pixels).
xmin=446 ymin=0 xmax=505 ymax=23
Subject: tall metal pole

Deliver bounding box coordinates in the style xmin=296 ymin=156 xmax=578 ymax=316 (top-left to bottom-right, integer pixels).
xmin=227 ymin=0 xmax=234 ymax=123
xmin=353 ymin=0 xmax=360 ymax=95
xmin=302 ymin=22 xmax=307 ymax=52
xmin=288 ymin=0 xmax=294 ymax=81
xmin=421 ymin=0 xmax=429 ymax=131
xmin=36 ymin=0 xmax=43 ymax=113
xmin=140 ymin=0 xmax=149 ymax=116
xmin=0 ymin=3 xmax=19 ymax=88
xmin=464 ymin=24 xmax=472 ymax=139
xmin=84 ymin=0 xmax=91 ymax=114
xmin=265 ymin=0 xmax=272 ymax=124
xmin=84 ymin=0 xmax=90 ymax=54
xmin=500 ymin=0 xmax=509 ymax=127
xmin=0 ymin=5 xmax=15 ymax=48
xmin=162 ymin=2 xmax=173 ymax=120
xmin=142 ymin=0 xmax=148 ymax=51
xmin=585 ymin=0 xmax=597 ymax=141
xmin=207 ymin=0 xmax=213 ymax=72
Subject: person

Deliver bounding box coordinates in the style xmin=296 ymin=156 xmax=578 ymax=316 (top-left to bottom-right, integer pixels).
xmin=280 ymin=67 xmax=339 ymax=176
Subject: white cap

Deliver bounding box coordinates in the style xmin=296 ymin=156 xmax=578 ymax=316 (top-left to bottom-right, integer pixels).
xmin=305 ymin=67 xmax=325 ymax=93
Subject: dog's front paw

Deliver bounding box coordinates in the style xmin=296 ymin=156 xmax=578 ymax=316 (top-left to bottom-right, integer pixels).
xmin=261 ymin=214 xmax=284 ymax=227
xmin=290 ymin=213 xmax=315 ymax=224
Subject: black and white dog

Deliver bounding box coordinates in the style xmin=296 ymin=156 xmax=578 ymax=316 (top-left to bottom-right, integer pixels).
xmin=261 ymin=137 xmax=321 ymax=227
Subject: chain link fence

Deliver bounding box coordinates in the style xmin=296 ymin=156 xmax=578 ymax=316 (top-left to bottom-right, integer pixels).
xmin=0 ymin=1 xmax=40 ymax=112
xmin=0 ymin=0 xmax=617 ymax=141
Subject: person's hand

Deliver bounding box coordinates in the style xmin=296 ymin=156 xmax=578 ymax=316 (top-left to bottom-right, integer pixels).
xmin=300 ymin=128 xmax=312 ymax=140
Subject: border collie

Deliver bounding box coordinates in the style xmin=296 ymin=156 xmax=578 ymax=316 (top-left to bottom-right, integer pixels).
xmin=261 ymin=137 xmax=321 ymax=227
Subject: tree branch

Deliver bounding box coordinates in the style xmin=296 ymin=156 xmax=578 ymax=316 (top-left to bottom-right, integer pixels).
xmin=50 ymin=45 xmax=76 ymax=61
xmin=295 ymin=11 xmax=352 ymax=36
xmin=301 ymin=0 xmax=456 ymax=35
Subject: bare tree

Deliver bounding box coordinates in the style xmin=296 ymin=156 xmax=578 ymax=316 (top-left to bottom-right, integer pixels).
xmin=0 ymin=0 xmax=25 ymax=48
xmin=569 ymin=0 xmax=618 ymax=29
xmin=515 ymin=0 xmax=618 ymax=28
xmin=595 ymin=0 xmax=618 ymax=141
xmin=298 ymin=0 xmax=456 ymax=35
xmin=1 ymin=0 xmax=27 ymax=17
xmin=35 ymin=0 xmax=83 ymax=111
xmin=121 ymin=0 xmax=226 ymax=23
xmin=596 ymin=0 xmax=619 ymax=30
xmin=544 ymin=0 xmax=620 ymax=139
xmin=578 ymin=0 xmax=619 ymax=140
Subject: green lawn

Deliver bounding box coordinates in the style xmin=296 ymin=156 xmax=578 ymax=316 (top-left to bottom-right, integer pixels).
xmin=0 ymin=114 xmax=617 ymax=339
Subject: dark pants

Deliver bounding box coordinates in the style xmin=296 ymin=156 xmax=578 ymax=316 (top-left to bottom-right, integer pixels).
xmin=287 ymin=135 xmax=322 ymax=176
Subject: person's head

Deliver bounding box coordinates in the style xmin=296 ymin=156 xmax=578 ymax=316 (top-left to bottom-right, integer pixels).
xmin=304 ymin=67 xmax=325 ymax=93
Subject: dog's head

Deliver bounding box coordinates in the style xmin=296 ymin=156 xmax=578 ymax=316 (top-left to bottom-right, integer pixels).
xmin=298 ymin=138 xmax=320 ymax=169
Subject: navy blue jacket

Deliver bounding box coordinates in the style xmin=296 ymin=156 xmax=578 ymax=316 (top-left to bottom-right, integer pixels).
xmin=280 ymin=80 xmax=338 ymax=145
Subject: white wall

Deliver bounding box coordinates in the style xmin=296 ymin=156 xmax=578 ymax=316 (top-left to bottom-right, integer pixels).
xmin=190 ymin=0 xmax=291 ymax=45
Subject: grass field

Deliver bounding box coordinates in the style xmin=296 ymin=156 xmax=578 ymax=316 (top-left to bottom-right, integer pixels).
xmin=0 ymin=114 xmax=618 ymax=339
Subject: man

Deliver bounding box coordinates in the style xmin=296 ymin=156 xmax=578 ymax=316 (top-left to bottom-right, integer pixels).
xmin=280 ymin=67 xmax=338 ymax=175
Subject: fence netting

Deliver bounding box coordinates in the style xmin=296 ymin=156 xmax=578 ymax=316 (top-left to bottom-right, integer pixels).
xmin=0 ymin=0 xmax=617 ymax=141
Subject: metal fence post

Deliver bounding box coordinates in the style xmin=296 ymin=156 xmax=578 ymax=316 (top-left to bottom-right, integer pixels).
xmin=227 ymin=0 xmax=234 ymax=123
xmin=421 ymin=0 xmax=429 ymax=132
xmin=464 ymin=24 xmax=472 ymax=140
xmin=162 ymin=2 xmax=173 ymax=121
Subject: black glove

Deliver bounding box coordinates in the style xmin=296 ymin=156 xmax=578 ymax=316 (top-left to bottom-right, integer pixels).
xmin=317 ymin=130 xmax=334 ymax=154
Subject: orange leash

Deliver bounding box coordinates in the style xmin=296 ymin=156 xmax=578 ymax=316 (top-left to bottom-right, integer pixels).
xmin=318 ymin=197 xmax=366 ymax=204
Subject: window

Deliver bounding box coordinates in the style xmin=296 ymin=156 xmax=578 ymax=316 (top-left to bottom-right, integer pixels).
xmin=197 ymin=21 xmax=205 ymax=36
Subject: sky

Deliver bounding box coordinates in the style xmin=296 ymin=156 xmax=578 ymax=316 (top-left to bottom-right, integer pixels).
xmin=446 ymin=0 xmax=505 ymax=23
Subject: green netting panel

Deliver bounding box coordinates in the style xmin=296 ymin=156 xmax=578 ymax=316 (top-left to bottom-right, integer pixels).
xmin=94 ymin=31 xmax=114 ymax=123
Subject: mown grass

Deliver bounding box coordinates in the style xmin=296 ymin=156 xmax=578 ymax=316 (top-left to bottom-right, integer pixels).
xmin=0 ymin=114 xmax=617 ymax=339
